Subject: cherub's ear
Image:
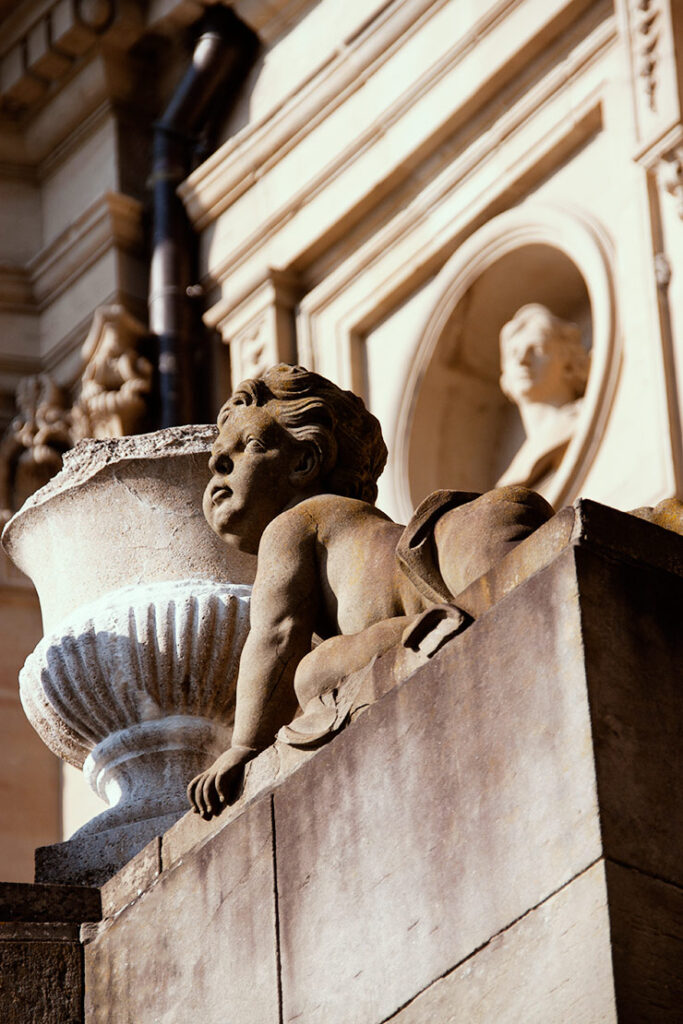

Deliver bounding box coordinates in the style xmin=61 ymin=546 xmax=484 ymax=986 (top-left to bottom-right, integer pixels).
xmin=290 ymin=444 xmax=321 ymax=488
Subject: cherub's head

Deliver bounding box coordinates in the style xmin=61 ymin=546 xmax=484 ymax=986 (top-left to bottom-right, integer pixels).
xmin=499 ymin=304 xmax=589 ymax=408
xmin=204 ymin=364 xmax=388 ymax=552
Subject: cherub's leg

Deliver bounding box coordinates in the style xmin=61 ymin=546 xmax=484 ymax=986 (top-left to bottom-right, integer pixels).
xmin=433 ymin=485 xmax=554 ymax=597
xmin=294 ymin=617 xmax=414 ymax=708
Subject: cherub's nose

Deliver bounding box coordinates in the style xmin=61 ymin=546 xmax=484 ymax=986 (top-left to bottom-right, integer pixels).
xmin=209 ymin=449 xmax=233 ymax=475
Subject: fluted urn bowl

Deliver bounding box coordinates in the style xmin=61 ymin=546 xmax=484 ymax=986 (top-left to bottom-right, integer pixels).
xmin=2 ymin=427 xmax=256 ymax=844
xmin=19 ymin=577 xmax=251 ymax=835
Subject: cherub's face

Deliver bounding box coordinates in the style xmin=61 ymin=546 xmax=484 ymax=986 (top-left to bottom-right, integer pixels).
xmin=203 ymin=401 xmax=304 ymax=553
xmin=500 ymin=319 xmax=570 ymax=406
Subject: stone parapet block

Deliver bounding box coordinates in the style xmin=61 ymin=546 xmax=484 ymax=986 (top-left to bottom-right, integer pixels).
xmin=83 ymin=797 xmax=280 ymax=1023
xmin=0 ymin=880 xmax=101 ymax=923
xmin=0 ymin=880 xmax=100 ymax=1024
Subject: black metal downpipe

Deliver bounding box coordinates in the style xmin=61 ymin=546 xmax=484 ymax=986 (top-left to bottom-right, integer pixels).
xmin=149 ymin=7 xmax=257 ymax=427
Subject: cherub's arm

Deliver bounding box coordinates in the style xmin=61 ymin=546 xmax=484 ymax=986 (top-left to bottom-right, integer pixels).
xmin=188 ymin=507 xmax=319 ymax=817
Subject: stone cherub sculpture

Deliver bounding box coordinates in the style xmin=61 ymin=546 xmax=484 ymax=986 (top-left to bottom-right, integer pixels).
xmin=497 ymin=304 xmax=590 ymax=493
xmin=188 ymin=364 xmax=554 ymax=819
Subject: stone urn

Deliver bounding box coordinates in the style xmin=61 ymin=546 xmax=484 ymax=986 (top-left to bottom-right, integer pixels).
xmin=2 ymin=427 xmax=256 ymax=883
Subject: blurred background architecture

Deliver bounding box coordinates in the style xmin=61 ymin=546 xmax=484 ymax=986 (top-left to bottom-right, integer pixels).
xmin=1 ymin=0 xmax=682 ymax=879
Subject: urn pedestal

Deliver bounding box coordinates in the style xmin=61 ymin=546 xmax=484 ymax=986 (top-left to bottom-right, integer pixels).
xmin=2 ymin=427 xmax=256 ymax=885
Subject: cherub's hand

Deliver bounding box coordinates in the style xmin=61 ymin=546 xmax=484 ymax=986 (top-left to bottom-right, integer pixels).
xmin=187 ymin=745 xmax=256 ymax=819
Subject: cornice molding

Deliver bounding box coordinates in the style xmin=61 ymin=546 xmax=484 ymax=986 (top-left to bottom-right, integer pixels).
xmin=0 ymin=0 xmax=121 ymax=119
xmin=179 ymin=0 xmax=474 ymax=228
xmin=301 ymin=17 xmax=612 ymax=324
xmin=205 ymin=4 xmax=613 ymax=337
xmin=29 ymin=191 xmax=144 ymax=310
xmin=188 ymin=0 xmax=606 ymax=320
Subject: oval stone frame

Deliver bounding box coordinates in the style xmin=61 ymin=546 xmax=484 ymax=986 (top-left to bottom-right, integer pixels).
xmin=393 ymin=203 xmax=620 ymax=519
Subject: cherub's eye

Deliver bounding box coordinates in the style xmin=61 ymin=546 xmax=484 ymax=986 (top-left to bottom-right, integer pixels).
xmin=245 ymin=437 xmax=265 ymax=452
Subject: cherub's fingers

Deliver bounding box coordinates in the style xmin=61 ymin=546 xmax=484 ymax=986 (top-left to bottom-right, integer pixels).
xmin=209 ymin=772 xmax=226 ymax=816
xmin=215 ymin=766 xmax=235 ymax=806
xmin=201 ymin=772 xmax=219 ymax=819
xmin=195 ymin=772 xmax=213 ymax=819
xmin=192 ymin=773 xmax=210 ymax=817
xmin=187 ymin=773 xmax=201 ymax=810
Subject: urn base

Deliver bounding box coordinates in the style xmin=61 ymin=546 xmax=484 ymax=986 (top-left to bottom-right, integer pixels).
xmin=35 ymin=810 xmax=182 ymax=887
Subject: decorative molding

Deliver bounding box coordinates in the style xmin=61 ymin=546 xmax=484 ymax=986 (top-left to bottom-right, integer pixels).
xmin=294 ymin=65 xmax=606 ymax=391
xmin=180 ymin=0 xmax=446 ymax=226
xmin=28 ymin=190 xmax=144 ymax=309
xmin=34 ymin=93 xmax=111 ymax=179
xmin=0 ymin=299 xmax=151 ymax=515
xmin=214 ymin=268 xmax=301 ymax=384
xmin=180 ymin=0 xmax=547 ymax=232
xmin=0 ymin=0 xmax=114 ymax=117
xmin=392 ymin=204 xmax=619 ymax=520
xmin=200 ymin=0 xmax=613 ymax=334
xmin=0 ymin=370 xmax=72 ymax=518
xmin=231 ymin=316 xmax=271 ymax=382
xmin=631 ymin=0 xmax=662 ymax=112
xmin=72 ymin=303 xmax=151 ymax=438
xmin=623 ymin=0 xmax=682 ymax=155
xmin=233 ymin=0 xmax=315 ymax=43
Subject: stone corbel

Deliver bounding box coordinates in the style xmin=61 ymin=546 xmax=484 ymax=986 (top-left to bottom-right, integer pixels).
xmin=73 ymin=304 xmax=152 ymax=439
xmin=216 ymin=270 xmax=301 ymax=385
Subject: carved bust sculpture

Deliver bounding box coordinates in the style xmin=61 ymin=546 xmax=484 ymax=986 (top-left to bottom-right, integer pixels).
xmin=188 ymin=364 xmax=555 ymax=819
xmin=497 ymin=304 xmax=590 ymax=492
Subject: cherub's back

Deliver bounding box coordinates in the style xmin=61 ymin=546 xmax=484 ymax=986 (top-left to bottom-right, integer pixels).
xmin=296 ymin=494 xmax=416 ymax=635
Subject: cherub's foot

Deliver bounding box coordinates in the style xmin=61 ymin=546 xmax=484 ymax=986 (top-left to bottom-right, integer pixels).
xmin=401 ymin=604 xmax=471 ymax=658
xmin=187 ymin=745 xmax=257 ymax=820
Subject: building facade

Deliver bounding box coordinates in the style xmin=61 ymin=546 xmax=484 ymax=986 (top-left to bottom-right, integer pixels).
xmin=1 ymin=0 xmax=682 ymax=877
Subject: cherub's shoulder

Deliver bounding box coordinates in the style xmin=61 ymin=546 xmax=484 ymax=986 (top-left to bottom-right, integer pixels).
xmin=259 ymin=502 xmax=318 ymax=545
xmin=297 ymin=493 xmax=393 ymax=524
xmin=262 ymin=494 xmax=391 ymax=544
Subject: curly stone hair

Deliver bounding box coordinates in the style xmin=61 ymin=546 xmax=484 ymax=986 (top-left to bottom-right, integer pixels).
xmin=221 ymin=364 xmax=388 ymax=504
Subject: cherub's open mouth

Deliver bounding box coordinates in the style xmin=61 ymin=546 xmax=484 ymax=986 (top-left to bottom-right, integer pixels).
xmin=211 ymin=486 xmax=232 ymax=504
